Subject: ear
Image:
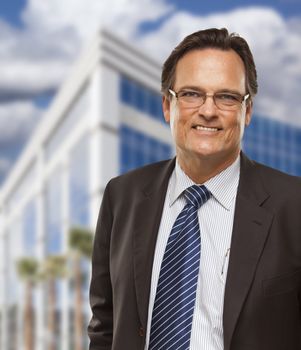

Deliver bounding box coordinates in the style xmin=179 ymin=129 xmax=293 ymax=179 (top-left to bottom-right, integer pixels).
xmin=162 ymin=95 xmax=171 ymax=123
xmin=245 ymin=100 xmax=253 ymax=126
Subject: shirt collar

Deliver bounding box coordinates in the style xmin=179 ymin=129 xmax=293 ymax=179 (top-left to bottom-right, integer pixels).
xmin=169 ymin=155 xmax=240 ymax=210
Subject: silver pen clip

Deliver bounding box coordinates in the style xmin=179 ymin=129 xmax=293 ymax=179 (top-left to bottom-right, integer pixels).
xmin=221 ymin=248 xmax=231 ymax=276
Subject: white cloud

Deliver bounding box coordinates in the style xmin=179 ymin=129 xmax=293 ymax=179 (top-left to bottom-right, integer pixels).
xmin=0 ymin=101 xmax=42 ymax=143
xmin=0 ymin=0 xmax=173 ymax=98
xmin=22 ymin=0 xmax=173 ymax=40
xmin=136 ymin=7 xmax=301 ymax=127
xmin=0 ymin=19 xmax=79 ymax=97
xmin=22 ymin=0 xmax=172 ymax=38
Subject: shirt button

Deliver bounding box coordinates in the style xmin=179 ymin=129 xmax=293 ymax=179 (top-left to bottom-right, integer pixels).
xmin=139 ymin=326 xmax=144 ymax=337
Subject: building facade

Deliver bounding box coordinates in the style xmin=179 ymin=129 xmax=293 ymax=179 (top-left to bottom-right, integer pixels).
xmin=0 ymin=30 xmax=300 ymax=350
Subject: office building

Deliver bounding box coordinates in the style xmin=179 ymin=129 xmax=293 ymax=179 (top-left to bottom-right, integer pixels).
xmin=0 ymin=29 xmax=300 ymax=350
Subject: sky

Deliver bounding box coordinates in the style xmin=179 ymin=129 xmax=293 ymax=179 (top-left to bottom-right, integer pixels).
xmin=0 ymin=0 xmax=300 ymax=185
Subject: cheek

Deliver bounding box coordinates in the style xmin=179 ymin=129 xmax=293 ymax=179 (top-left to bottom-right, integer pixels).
xmin=225 ymin=115 xmax=245 ymax=141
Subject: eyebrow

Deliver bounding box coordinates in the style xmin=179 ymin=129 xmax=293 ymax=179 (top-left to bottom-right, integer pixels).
xmin=177 ymin=85 xmax=244 ymax=95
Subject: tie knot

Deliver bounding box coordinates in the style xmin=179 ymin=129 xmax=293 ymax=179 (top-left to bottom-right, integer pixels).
xmin=184 ymin=185 xmax=211 ymax=208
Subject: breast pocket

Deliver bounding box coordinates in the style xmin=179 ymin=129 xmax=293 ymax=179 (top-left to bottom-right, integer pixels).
xmin=263 ymin=269 xmax=301 ymax=297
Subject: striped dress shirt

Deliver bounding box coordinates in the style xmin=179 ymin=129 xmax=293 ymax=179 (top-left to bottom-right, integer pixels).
xmin=145 ymin=156 xmax=240 ymax=350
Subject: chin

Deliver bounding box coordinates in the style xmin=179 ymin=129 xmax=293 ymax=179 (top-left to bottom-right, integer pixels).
xmin=193 ymin=149 xmax=219 ymax=160
xmin=193 ymin=144 xmax=221 ymax=158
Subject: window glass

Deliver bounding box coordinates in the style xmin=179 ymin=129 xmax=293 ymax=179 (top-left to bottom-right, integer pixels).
xmin=69 ymin=135 xmax=90 ymax=227
xmin=22 ymin=199 xmax=37 ymax=256
xmin=120 ymin=76 xmax=133 ymax=104
xmin=120 ymin=76 xmax=164 ymax=123
xmin=120 ymin=125 xmax=172 ymax=174
xmin=44 ymin=168 xmax=64 ymax=350
xmin=66 ymin=136 xmax=91 ymax=350
xmin=45 ymin=168 xmax=63 ymax=255
xmin=45 ymin=84 xmax=90 ymax=161
xmin=243 ymin=115 xmax=301 ymax=176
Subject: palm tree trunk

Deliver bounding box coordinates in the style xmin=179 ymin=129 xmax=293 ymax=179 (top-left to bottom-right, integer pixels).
xmin=74 ymin=256 xmax=83 ymax=350
xmin=47 ymin=278 xmax=56 ymax=350
xmin=24 ymin=281 xmax=34 ymax=350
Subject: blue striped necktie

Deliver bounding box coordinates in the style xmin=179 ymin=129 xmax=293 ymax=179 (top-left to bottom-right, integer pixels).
xmin=149 ymin=185 xmax=211 ymax=350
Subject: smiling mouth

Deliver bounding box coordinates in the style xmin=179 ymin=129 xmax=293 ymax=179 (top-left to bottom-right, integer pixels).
xmin=193 ymin=125 xmax=221 ymax=132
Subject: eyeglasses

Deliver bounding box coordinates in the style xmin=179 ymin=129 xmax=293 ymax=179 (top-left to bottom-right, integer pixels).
xmin=168 ymin=89 xmax=250 ymax=111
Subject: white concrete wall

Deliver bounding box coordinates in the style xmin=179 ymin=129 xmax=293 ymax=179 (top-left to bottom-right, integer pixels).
xmin=0 ymin=29 xmax=169 ymax=350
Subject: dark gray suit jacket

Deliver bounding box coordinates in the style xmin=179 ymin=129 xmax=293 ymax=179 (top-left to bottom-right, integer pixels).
xmin=88 ymin=153 xmax=301 ymax=350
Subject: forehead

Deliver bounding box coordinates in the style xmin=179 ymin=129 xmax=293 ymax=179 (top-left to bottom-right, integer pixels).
xmin=174 ymin=48 xmax=246 ymax=92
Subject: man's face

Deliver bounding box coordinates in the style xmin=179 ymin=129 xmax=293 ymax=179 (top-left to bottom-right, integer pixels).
xmin=163 ymin=48 xmax=252 ymax=169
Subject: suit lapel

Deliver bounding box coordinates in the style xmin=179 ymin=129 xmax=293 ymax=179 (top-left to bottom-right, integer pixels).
xmin=223 ymin=153 xmax=274 ymax=350
xmin=133 ymin=159 xmax=175 ymax=328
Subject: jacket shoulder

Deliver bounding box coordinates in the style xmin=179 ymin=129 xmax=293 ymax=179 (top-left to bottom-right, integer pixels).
xmin=253 ymin=160 xmax=301 ymax=198
xmin=255 ymin=160 xmax=301 ymax=183
xmin=105 ymin=159 xmax=174 ymax=196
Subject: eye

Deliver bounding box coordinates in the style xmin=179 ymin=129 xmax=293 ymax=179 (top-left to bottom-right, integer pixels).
xmin=179 ymin=91 xmax=201 ymax=98
xmin=216 ymin=93 xmax=240 ymax=102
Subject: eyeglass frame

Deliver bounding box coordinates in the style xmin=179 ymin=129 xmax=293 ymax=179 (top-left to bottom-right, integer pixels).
xmin=168 ymin=88 xmax=250 ymax=111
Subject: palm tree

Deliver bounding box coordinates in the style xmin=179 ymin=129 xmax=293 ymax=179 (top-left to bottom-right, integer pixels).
xmin=16 ymin=257 xmax=39 ymax=350
xmin=69 ymin=226 xmax=93 ymax=350
xmin=41 ymin=255 xmax=67 ymax=350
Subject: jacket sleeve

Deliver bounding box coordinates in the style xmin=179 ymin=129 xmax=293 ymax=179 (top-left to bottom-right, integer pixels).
xmin=88 ymin=181 xmax=114 ymax=350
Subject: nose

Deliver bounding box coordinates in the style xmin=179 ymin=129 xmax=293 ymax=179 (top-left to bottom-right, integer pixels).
xmin=198 ymin=94 xmax=218 ymax=119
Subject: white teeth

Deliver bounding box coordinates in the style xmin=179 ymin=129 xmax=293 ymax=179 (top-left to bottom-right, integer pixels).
xmin=195 ymin=126 xmax=218 ymax=132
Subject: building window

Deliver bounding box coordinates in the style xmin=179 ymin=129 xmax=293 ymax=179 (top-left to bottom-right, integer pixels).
xmin=22 ymin=199 xmax=37 ymax=256
xmin=120 ymin=76 xmax=163 ymax=122
xmin=243 ymin=115 xmax=301 ymax=176
xmin=45 ymin=168 xmax=63 ymax=255
xmin=45 ymin=83 xmax=90 ymax=161
xmin=119 ymin=125 xmax=172 ymax=174
xmin=69 ymin=135 xmax=90 ymax=227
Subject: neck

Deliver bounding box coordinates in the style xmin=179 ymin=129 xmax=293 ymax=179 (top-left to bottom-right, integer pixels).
xmin=177 ymin=151 xmax=240 ymax=184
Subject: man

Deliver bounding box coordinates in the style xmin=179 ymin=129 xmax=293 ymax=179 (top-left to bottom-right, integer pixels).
xmin=88 ymin=28 xmax=301 ymax=350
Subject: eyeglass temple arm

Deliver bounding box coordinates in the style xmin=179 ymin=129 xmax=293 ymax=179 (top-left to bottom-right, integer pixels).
xmin=168 ymin=89 xmax=177 ymax=98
